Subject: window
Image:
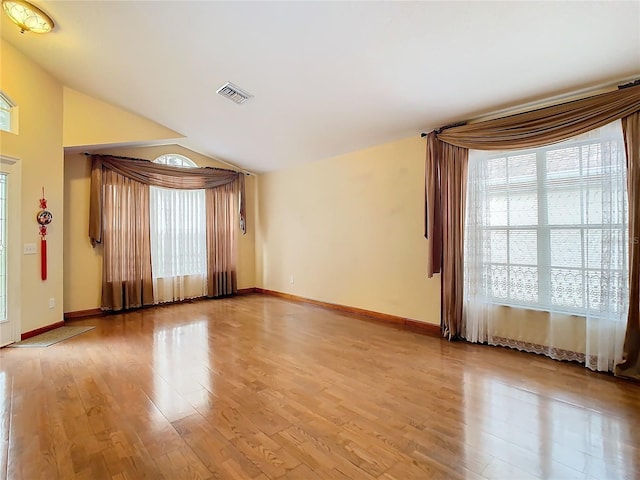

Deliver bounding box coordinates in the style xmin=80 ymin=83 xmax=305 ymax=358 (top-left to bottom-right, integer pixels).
xmin=466 ymin=122 xmax=628 ymax=316
xmin=0 ymin=92 xmax=15 ymax=133
xmin=154 ymin=154 xmax=197 ymax=168
xmin=150 ymin=155 xmax=207 ymax=300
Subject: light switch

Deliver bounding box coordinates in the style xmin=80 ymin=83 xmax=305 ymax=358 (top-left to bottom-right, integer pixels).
xmin=23 ymin=243 xmax=37 ymax=255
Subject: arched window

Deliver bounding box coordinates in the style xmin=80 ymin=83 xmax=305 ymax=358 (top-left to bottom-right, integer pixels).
xmin=153 ymin=154 xmax=197 ymax=168
xmin=150 ymin=154 xmax=207 ymax=302
xmin=0 ymin=92 xmax=15 ymax=133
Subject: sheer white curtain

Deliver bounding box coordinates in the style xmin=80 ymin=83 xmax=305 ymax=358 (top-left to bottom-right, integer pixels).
xmin=150 ymin=154 xmax=208 ymax=303
xmin=150 ymin=187 xmax=207 ymax=303
xmin=463 ymin=121 xmax=629 ymax=371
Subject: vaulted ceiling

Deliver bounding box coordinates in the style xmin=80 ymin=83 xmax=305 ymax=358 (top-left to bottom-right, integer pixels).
xmin=2 ymin=1 xmax=639 ymax=172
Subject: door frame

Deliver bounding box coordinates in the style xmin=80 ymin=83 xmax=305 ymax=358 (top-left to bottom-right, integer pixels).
xmin=0 ymin=154 xmax=21 ymax=346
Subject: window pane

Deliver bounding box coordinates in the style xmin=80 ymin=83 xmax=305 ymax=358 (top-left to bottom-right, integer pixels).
xmin=507 ymin=153 xmax=536 ymax=182
xmin=488 ymin=157 xmax=506 ymax=183
xmin=488 ymin=195 xmax=508 ymax=226
xmin=488 ymin=230 xmax=507 ymax=263
xmin=507 ymin=191 xmax=537 ymax=226
xmin=546 ymin=146 xmax=580 ymax=178
xmin=509 ymin=230 xmax=537 ymax=265
xmin=0 ymin=109 xmax=9 ymax=132
xmin=507 ymin=153 xmax=537 ymax=227
xmin=584 ymin=229 xmax=604 ymax=270
xmin=154 ymin=154 xmax=198 ymax=168
xmin=488 ymin=264 xmax=508 ymax=299
xmin=550 ymin=229 xmax=582 ymax=268
xmin=0 ymin=92 xmax=13 ymax=133
xmin=584 ymin=188 xmax=603 ymax=225
xmin=508 ymin=266 xmax=538 ymax=303
xmin=585 ymin=270 xmax=627 ymax=313
xmin=582 ymin=143 xmax=602 ymax=176
xmin=547 ymin=189 xmax=582 ymax=225
xmin=551 ymin=268 xmax=584 ymax=309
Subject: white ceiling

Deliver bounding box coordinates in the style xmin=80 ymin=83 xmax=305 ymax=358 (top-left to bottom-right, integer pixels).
xmin=2 ymin=1 xmax=639 ymax=172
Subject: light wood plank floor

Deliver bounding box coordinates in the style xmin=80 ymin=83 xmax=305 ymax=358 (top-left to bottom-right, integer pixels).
xmin=1 ymin=295 xmax=639 ymax=480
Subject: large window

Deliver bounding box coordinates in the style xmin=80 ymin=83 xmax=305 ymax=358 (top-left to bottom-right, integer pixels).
xmin=150 ymin=154 xmax=207 ymax=300
xmin=466 ymin=122 xmax=628 ymax=316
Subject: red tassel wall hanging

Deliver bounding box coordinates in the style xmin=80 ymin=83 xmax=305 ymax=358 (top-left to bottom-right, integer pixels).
xmin=36 ymin=188 xmax=52 ymax=281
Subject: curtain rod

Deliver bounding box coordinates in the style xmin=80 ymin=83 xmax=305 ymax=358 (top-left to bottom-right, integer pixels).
xmin=619 ymin=78 xmax=640 ymax=90
xmin=83 ymin=152 xmax=250 ymax=176
xmin=421 ymin=75 xmax=640 ymax=138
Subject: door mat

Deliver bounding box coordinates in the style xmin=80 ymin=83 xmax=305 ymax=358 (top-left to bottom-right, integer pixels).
xmin=8 ymin=326 xmax=95 ymax=347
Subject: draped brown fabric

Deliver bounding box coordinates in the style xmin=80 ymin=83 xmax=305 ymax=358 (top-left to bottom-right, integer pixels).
xmin=426 ymin=83 xmax=640 ymax=346
xmin=101 ymin=170 xmax=153 ymax=311
xmin=616 ymin=113 xmax=640 ymax=380
xmin=206 ymin=181 xmax=238 ymax=297
xmin=437 ymin=84 xmax=640 ymax=151
xmin=426 ymin=133 xmax=468 ymax=339
xmin=90 ymin=154 xmax=246 ymax=310
xmin=89 ymin=155 xmax=246 ymax=245
xmin=425 ymin=135 xmax=442 ymax=275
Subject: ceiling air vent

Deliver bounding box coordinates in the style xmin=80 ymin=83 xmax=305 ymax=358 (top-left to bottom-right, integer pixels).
xmin=216 ymin=82 xmax=253 ymax=105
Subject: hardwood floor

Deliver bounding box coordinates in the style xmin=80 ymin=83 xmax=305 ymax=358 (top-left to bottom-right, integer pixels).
xmin=1 ymin=295 xmax=639 ymax=480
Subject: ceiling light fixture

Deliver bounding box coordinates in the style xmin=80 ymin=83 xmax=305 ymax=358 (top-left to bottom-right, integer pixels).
xmin=2 ymin=0 xmax=54 ymax=34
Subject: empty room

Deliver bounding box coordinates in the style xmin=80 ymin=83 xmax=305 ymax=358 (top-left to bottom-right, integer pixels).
xmin=1 ymin=1 xmax=639 ymax=479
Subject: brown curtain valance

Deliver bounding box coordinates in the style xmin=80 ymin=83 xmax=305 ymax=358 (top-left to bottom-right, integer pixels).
xmin=89 ymin=154 xmax=246 ymax=245
xmin=435 ymin=84 xmax=640 ymax=151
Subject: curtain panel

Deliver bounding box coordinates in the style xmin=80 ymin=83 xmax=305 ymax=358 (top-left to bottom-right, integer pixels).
xmin=206 ymin=182 xmax=239 ymax=297
xmin=425 ymin=84 xmax=640 ymax=378
xmin=89 ymin=154 xmax=246 ymax=245
xmin=617 ymin=112 xmax=640 ymax=380
xmin=101 ymin=170 xmax=153 ymax=311
xmin=426 ymin=133 xmax=468 ymax=339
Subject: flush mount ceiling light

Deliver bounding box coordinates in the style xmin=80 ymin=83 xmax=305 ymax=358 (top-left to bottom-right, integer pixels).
xmin=2 ymin=0 xmax=54 ymax=34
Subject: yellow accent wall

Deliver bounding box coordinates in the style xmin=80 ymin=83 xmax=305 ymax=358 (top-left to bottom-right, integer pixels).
xmin=257 ymin=136 xmax=441 ymax=324
xmin=63 ymin=87 xmax=183 ymax=147
xmin=63 ymin=145 xmax=256 ymax=313
xmin=0 ymin=39 xmax=64 ymax=333
xmin=63 ymin=152 xmax=102 ymax=311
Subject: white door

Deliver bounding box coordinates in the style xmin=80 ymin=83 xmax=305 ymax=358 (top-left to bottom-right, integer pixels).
xmin=0 ymin=155 xmax=21 ymax=347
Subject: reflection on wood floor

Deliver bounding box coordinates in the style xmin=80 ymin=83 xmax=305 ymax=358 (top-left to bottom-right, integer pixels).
xmin=1 ymin=294 xmax=638 ymax=479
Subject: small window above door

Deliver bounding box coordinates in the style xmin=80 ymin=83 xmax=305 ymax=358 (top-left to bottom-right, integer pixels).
xmin=0 ymin=92 xmax=16 ymax=134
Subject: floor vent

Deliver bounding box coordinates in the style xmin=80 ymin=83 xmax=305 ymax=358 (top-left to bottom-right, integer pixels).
xmin=216 ymin=82 xmax=253 ymax=105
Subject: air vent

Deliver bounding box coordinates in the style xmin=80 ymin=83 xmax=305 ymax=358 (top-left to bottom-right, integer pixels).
xmin=216 ymin=82 xmax=253 ymax=105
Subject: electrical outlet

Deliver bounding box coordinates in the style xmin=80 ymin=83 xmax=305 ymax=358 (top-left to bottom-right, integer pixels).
xmin=290 ymin=275 xmax=295 ymax=284
xmin=23 ymin=243 xmax=37 ymax=255
xmin=49 ymin=298 xmax=55 ymax=309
